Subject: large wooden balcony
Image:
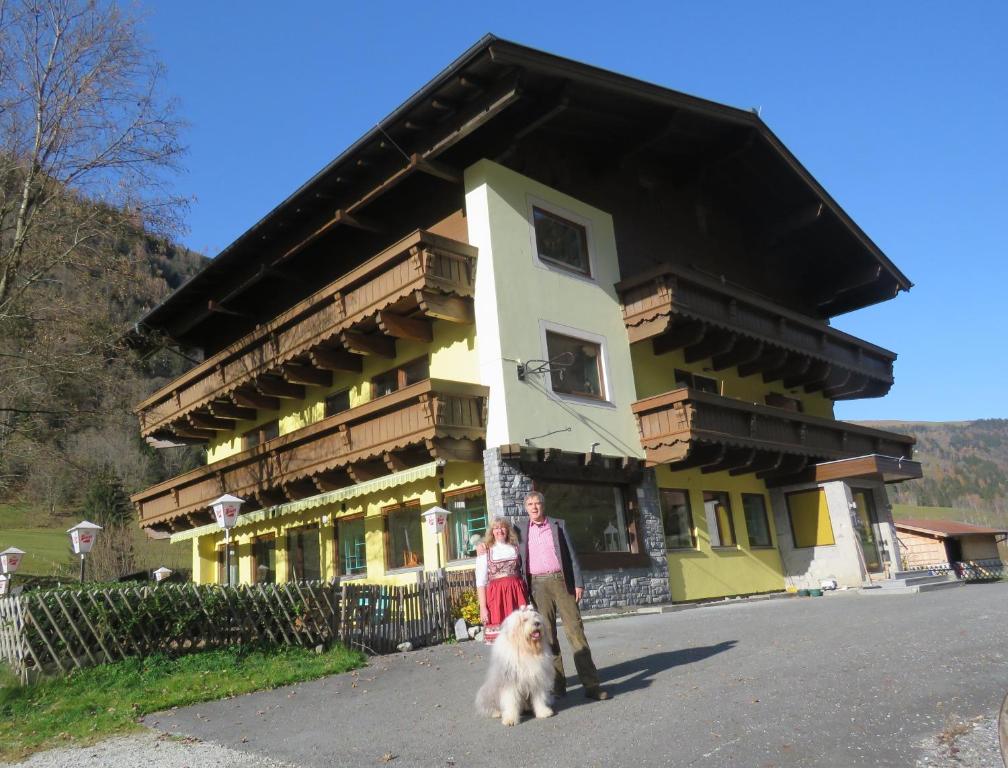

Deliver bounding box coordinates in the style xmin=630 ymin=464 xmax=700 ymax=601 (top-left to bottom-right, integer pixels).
xmin=631 ymin=387 xmax=915 ymax=485
xmin=136 ymin=230 xmax=476 ymax=444
xmin=617 ymin=264 xmax=896 ymax=399
xmin=132 ymin=379 xmax=488 ymax=533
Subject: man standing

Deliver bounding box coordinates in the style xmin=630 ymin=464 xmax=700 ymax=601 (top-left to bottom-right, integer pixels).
xmin=519 ymin=490 xmax=609 ymax=700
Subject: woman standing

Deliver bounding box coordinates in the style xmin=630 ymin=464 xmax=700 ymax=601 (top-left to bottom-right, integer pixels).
xmin=476 ymin=517 xmax=530 ymax=644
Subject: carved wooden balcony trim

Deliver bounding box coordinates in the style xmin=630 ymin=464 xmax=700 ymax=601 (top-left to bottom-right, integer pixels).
xmin=617 ymin=263 xmax=896 ymax=399
xmin=132 ymin=379 xmax=488 ymax=531
xmin=136 ymin=230 xmax=476 ymax=440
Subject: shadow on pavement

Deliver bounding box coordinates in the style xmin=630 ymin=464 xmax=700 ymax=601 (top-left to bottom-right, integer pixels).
xmin=554 ymin=640 xmax=738 ymax=705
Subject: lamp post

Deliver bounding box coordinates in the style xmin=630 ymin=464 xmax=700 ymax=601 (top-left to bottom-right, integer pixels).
xmin=422 ymin=506 xmax=449 ymax=572
xmin=67 ymin=522 xmax=102 ymax=583
xmin=0 ymin=547 xmax=24 ymax=595
xmin=211 ymin=494 xmax=245 ymax=587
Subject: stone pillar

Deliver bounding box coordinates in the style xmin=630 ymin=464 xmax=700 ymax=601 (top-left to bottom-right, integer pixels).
xmin=482 ymin=447 xmax=671 ymax=609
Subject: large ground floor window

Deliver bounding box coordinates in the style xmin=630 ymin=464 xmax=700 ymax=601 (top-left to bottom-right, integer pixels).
xmin=385 ymin=502 xmax=423 ymax=570
xmin=535 ymin=481 xmax=633 ymax=554
xmin=287 ymin=526 xmax=322 ymax=581
xmin=660 ymin=488 xmax=696 ymax=550
xmin=445 ymin=486 xmax=488 ymax=561
xmin=217 ymin=543 xmax=238 ymax=585
xmin=337 ymin=517 xmax=367 ymax=577
xmin=251 ymin=535 xmax=277 ymax=583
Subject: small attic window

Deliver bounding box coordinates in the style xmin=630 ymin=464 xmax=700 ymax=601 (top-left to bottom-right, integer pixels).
xmin=532 ymin=206 xmax=591 ymax=277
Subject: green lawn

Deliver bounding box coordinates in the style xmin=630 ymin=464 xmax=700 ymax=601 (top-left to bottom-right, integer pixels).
xmin=0 ymin=528 xmax=75 ymax=576
xmin=0 ymin=644 xmax=366 ymax=761
xmin=0 ymin=501 xmax=189 ymax=578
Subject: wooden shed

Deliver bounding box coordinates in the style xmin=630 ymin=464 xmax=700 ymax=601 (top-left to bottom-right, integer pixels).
xmin=894 ymin=518 xmax=1007 ymax=570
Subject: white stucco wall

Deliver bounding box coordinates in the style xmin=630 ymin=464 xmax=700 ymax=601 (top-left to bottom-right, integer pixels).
xmin=464 ymin=159 xmax=642 ymax=457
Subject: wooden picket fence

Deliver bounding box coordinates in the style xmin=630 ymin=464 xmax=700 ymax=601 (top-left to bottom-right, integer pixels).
xmin=0 ymin=570 xmax=476 ymax=684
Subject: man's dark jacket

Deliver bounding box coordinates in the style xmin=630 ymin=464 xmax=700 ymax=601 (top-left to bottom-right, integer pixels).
xmin=517 ymin=516 xmax=583 ymax=595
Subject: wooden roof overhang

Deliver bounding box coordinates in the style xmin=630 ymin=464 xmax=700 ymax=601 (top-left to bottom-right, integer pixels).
xmin=499 ymin=444 xmax=645 ymax=485
xmin=131 ymin=379 xmax=488 ymax=533
xmin=617 ymin=263 xmax=897 ymax=399
xmin=803 ymin=454 xmax=923 ymax=485
xmin=130 ymin=35 xmax=911 ymax=358
xmin=134 ymin=230 xmax=476 ymax=444
xmin=631 ymin=387 xmax=915 ymax=486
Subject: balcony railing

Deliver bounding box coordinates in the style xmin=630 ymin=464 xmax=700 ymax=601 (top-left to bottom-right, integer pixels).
xmin=617 ymin=263 xmax=896 ymax=400
xmin=631 ymin=387 xmax=914 ymax=482
xmin=136 ymin=230 xmax=477 ymax=443
xmin=132 ymin=379 xmax=488 ymax=532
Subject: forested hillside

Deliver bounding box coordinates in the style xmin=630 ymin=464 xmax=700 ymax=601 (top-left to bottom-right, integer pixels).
xmin=860 ymin=419 xmax=1008 ymax=522
xmin=0 ymin=230 xmax=207 ymax=515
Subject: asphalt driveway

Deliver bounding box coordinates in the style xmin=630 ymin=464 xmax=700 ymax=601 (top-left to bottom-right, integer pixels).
xmin=145 ymin=583 xmax=1008 ymax=768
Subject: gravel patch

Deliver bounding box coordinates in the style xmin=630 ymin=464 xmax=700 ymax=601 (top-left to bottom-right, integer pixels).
xmin=1 ymin=731 xmax=300 ymax=768
xmin=916 ymin=710 xmax=1005 ymax=768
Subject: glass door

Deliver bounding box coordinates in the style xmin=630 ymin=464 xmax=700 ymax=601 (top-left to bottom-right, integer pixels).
xmin=852 ymin=489 xmax=883 ymax=574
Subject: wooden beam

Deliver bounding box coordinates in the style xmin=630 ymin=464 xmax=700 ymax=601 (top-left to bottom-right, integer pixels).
xmin=333 ymin=208 xmax=383 ymax=233
xmin=172 ymin=425 xmax=217 ymax=441
xmin=711 ymin=338 xmax=763 ymax=372
xmin=729 ymin=450 xmax=782 ymax=476
xmin=825 ymin=373 xmax=870 ymax=399
xmin=208 ymin=401 xmax=256 ymax=421
xmin=787 ymin=360 xmax=830 ymax=390
xmin=256 ymin=377 xmax=305 ymax=399
xmin=652 ymin=320 xmax=706 ymax=356
xmin=309 ymin=345 xmax=363 ymax=372
xmin=428 ymin=437 xmax=483 ymax=462
xmin=685 ymin=329 xmax=736 ymax=364
xmin=383 ymin=451 xmax=408 ymax=473
xmin=281 ymin=363 xmax=332 ymax=387
xmin=702 ymin=447 xmax=758 ymax=475
xmin=377 ymin=311 xmax=433 ymax=342
xmin=207 ymin=300 xmax=251 ymax=319
xmin=738 ymin=348 xmax=788 ymax=378
xmin=311 ymin=470 xmax=352 ymax=493
xmin=231 ymin=389 xmax=280 ymax=410
xmin=187 ymin=413 xmax=232 ymax=431
xmin=409 ymin=153 xmax=461 ymax=184
xmin=347 ymin=463 xmax=385 ymax=483
xmin=341 ymin=330 xmax=396 ymax=358
xmin=758 ymin=455 xmax=809 ymax=482
xmin=282 ymin=480 xmax=318 ymax=501
xmin=762 ymin=353 xmax=810 ymax=384
xmin=414 ymin=291 xmax=474 ymax=324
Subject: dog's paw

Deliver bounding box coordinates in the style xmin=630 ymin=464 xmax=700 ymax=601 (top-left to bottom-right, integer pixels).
xmin=533 ymin=705 xmax=554 ymax=719
xmin=501 ymin=715 xmax=518 ymax=727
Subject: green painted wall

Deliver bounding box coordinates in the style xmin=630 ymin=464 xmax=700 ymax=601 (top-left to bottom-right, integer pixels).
xmin=464 ymin=159 xmax=643 ymax=457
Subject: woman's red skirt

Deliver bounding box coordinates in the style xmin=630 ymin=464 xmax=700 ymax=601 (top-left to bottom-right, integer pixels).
xmin=484 ymin=575 xmax=530 ymax=644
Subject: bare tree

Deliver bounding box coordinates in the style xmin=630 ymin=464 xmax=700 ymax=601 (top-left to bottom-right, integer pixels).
xmin=0 ymin=0 xmax=186 ymax=489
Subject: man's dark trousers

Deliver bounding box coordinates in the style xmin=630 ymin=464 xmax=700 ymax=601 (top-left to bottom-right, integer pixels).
xmin=530 ymin=572 xmax=601 ymax=694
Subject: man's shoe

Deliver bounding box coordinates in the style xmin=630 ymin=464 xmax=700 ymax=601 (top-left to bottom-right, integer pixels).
xmin=585 ymin=688 xmax=610 ymax=701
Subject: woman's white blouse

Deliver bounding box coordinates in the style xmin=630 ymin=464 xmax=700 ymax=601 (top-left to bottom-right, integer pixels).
xmin=475 ymin=543 xmax=520 ymax=587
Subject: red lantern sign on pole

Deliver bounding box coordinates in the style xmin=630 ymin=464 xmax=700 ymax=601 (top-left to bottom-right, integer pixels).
xmin=67 ymin=522 xmax=102 ymax=583
xmin=0 ymin=547 xmax=25 ymax=576
xmin=422 ymin=506 xmax=449 ymax=571
xmin=211 ymin=495 xmax=245 ymax=587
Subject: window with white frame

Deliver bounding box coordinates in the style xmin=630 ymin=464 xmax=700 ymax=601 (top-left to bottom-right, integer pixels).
xmin=545 ymin=330 xmax=606 ymax=401
xmin=531 ymin=205 xmax=591 ymax=277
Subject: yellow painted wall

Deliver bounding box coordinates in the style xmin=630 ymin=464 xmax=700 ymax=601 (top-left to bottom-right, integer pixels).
xmin=630 ymin=343 xmax=834 ymax=418
xmin=787 ymin=488 xmax=835 ymax=548
xmin=188 ymin=462 xmax=484 ymax=586
xmin=656 ymin=464 xmax=785 ymax=601
xmin=206 ymin=321 xmax=479 ymax=464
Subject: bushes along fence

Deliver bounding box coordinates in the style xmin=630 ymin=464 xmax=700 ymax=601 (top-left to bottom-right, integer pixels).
xmin=0 ymin=569 xmax=477 ymax=683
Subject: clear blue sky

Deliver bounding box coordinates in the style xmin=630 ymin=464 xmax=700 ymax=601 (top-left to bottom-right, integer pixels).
xmin=143 ymin=1 xmax=1006 ymax=423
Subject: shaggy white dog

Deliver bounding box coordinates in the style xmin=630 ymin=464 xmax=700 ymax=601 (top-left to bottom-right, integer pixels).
xmin=475 ymin=605 xmax=555 ymax=726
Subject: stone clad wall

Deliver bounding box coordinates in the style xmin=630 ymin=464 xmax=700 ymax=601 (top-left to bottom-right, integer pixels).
xmin=483 ymin=447 xmax=671 ymax=609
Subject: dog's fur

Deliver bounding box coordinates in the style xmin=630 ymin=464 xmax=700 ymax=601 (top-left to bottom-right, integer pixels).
xmin=475 ymin=605 xmax=555 ymax=726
